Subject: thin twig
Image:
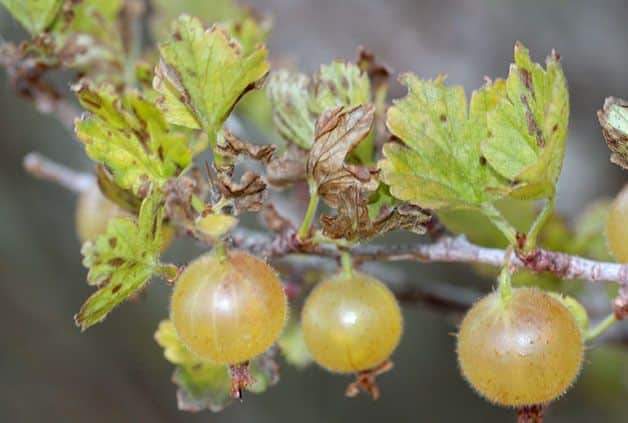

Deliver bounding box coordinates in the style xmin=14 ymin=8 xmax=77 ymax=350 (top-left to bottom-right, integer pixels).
xmin=230 ymin=228 xmax=628 ymax=286
xmin=23 ymin=152 xmax=93 ymax=193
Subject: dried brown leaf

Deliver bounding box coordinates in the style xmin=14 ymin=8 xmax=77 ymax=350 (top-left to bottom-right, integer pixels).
xmin=216 ymin=171 xmax=267 ymax=213
xmin=321 ymin=186 xmax=428 ymax=241
xmin=598 ymin=97 xmax=628 ymax=170
xmin=218 ymin=131 xmax=276 ymax=165
xmin=306 ymin=105 xmax=378 ymax=207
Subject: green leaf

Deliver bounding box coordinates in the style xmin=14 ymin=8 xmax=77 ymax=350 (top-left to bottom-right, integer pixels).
xmin=267 ymin=62 xmax=372 ymax=151
xmin=74 ymin=82 xmax=191 ymax=195
xmin=154 ymin=14 xmax=269 ymax=141
xmin=598 ymin=97 xmax=628 ymax=170
xmin=76 ymin=189 xmax=165 ymax=330
xmin=155 ymin=320 xmax=279 ymax=412
xmin=482 ymin=42 xmax=569 ymax=199
xmin=0 ymin=0 xmax=62 ymax=34
xmin=380 ymin=74 xmax=510 ymax=210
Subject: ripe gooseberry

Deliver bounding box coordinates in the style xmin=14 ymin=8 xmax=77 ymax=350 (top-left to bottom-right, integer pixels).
xmin=607 ymin=184 xmax=628 ymax=262
xmin=457 ymin=287 xmax=584 ymax=407
xmin=170 ymin=250 xmax=287 ymax=364
xmin=301 ymin=271 xmax=403 ymax=373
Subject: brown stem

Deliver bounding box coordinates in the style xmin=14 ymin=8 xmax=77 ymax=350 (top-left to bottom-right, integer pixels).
xmin=231 ymin=228 xmax=628 ymax=286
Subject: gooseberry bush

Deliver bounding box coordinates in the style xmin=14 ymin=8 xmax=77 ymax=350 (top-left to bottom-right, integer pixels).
xmin=2 ymin=1 xmax=628 ymax=421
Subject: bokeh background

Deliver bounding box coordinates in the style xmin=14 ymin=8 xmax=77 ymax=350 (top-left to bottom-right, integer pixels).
xmin=1 ymin=0 xmax=628 ymax=422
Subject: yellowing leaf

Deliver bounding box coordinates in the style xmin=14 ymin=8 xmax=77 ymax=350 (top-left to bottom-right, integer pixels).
xmin=0 ymin=0 xmax=62 ymax=34
xmin=482 ymin=42 xmax=569 ymax=199
xmin=598 ymin=97 xmax=628 ymax=170
xmin=74 ymin=82 xmax=191 ymax=195
xmin=154 ymin=14 xmax=269 ymax=141
xmin=381 ymin=74 xmax=510 ymax=210
xmin=76 ymin=189 xmax=165 ymax=330
xmin=267 ymin=62 xmax=371 ymax=150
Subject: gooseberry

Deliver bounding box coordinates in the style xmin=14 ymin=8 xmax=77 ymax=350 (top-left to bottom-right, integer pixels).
xmin=301 ymin=271 xmax=403 ymax=373
xmin=170 ymin=250 xmax=287 ymax=364
xmin=457 ymin=287 xmax=584 ymax=407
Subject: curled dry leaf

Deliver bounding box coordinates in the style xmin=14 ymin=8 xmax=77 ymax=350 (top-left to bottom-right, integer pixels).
xmin=217 ymin=130 xmax=276 ymax=165
xmin=306 ymin=105 xmax=378 ymax=207
xmin=321 ymin=186 xmax=428 ymax=241
xmin=598 ymin=97 xmax=628 ymax=170
xmin=266 ymin=144 xmax=308 ymax=187
xmin=215 ymin=171 xmax=267 ymax=213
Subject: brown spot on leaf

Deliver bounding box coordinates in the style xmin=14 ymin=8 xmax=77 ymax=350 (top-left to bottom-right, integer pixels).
xmin=111 ymin=284 xmax=122 ymax=294
xmin=108 ymin=258 xmax=124 ymax=267
xmin=108 ymin=237 xmax=117 ymax=248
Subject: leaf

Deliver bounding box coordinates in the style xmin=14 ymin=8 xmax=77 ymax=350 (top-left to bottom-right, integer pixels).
xmin=482 ymin=42 xmax=569 ymax=199
xmin=76 ymin=189 xmax=165 ymax=330
xmin=381 ymin=74 xmax=510 ymax=210
xmin=155 ymin=320 xmax=279 ymax=413
xmin=320 ymin=186 xmax=427 ymax=241
xmin=0 ymin=0 xmax=62 ymax=34
xmin=598 ymin=97 xmax=628 ymax=170
xmin=306 ymin=105 xmax=378 ymax=207
xmin=215 ymin=171 xmax=267 ymax=213
xmin=216 ymin=130 xmax=276 ymax=167
xmin=74 ymin=82 xmax=191 ymax=195
xmin=49 ymin=0 xmax=125 ymax=78
xmin=153 ymin=14 xmax=269 ymax=141
xmin=267 ymin=62 xmax=371 ymax=151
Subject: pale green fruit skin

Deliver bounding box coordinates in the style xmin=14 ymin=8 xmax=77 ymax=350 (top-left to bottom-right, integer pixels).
xmin=607 ymin=184 xmax=628 ymax=262
xmin=75 ymin=187 xmax=124 ymax=243
xmin=170 ymin=251 xmax=287 ymax=364
xmin=457 ymin=288 xmax=584 ymax=407
xmin=301 ymin=271 xmax=403 ymax=373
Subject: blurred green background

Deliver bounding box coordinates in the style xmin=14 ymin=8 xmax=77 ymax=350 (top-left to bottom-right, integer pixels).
xmin=1 ymin=0 xmax=627 ymax=422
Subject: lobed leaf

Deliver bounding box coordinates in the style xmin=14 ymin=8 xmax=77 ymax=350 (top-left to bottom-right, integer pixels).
xmin=74 ymin=82 xmax=191 ymax=195
xmin=76 ymin=189 xmax=165 ymax=330
xmin=381 ymin=74 xmax=510 ymax=210
xmin=482 ymin=42 xmax=569 ymax=199
xmin=153 ymin=15 xmax=269 ymax=140
xmin=598 ymin=97 xmax=628 ymax=170
xmin=0 ymin=0 xmax=62 ymax=34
